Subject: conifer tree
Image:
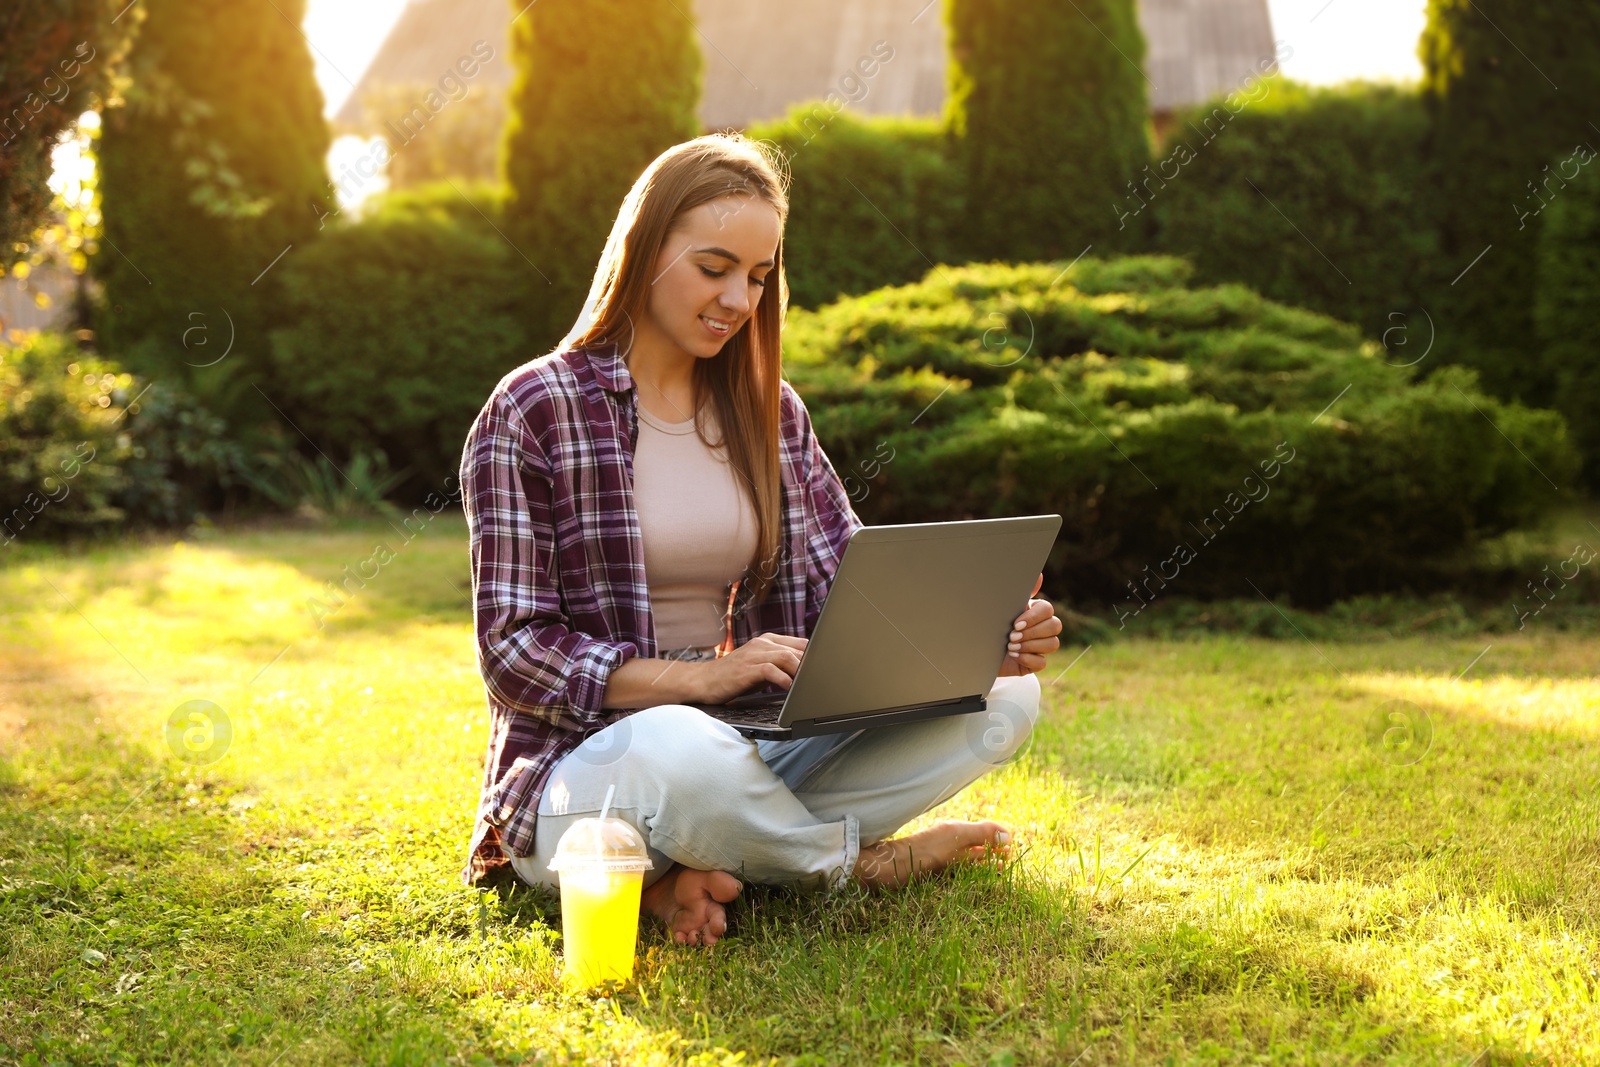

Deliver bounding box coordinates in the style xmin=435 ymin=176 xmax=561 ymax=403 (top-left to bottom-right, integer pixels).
xmin=502 ymin=0 xmax=703 ymax=352
xmin=1534 ymin=158 xmax=1600 ymax=487
xmin=94 ymin=0 xmax=329 ymax=420
xmin=944 ymin=0 xmax=1150 ymax=262
xmin=1420 ymin=0 xmax=1600 ymax=404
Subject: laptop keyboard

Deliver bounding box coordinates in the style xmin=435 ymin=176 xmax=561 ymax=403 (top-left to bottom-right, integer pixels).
xmin=712 ymin=701 xmax=783 ymax=725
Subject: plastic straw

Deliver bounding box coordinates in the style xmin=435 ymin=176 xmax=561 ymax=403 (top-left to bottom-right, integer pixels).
xmin=598 ymin=783 xmax=614 ymax=870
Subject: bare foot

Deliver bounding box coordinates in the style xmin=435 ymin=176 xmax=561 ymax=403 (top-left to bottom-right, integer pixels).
xmin=854 ymin=820 xmax=1013 ymax=890
xmin=639 ymin=862 xmax=744 ymax=946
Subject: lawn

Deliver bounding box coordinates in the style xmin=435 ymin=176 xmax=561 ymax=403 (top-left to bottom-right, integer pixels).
xmin=2 ymin=516 xmax=1596 ymax=1065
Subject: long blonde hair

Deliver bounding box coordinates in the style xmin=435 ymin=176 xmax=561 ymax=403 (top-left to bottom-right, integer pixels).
xmin=558 ymin=133 xmax=792 ymax=610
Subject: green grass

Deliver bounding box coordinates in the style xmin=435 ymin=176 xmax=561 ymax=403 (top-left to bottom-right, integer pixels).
xmin=2 ymin=516 xmax=1597 ymax=1065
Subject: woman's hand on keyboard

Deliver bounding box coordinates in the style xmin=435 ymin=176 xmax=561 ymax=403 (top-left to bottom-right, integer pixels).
xmin=693 ymin=632 xmax=807 ymax=704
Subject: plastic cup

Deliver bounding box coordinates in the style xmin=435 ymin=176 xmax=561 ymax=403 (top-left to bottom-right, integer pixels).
xmin=547 ymin=811 xmax=653 ymax=992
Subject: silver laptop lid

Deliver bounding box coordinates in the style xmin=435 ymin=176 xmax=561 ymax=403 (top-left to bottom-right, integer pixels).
xmin=778 ymin=514 xmax=1062 ymax=727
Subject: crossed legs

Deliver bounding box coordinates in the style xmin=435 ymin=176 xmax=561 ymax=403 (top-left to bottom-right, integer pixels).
xmin=505 ymin=673 xmax=1042 ymax=944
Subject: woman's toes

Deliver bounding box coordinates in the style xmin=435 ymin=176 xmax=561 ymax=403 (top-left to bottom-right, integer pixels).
xmin=953 ymin=821 xmax=1011 ymax=863
xmin=706 ymin=871 xmax=743 ymax=903
xmin=665 ymin=877 xmax=734 ymax=945
xmin=971 ymin=820 xmax=1010 ymax=847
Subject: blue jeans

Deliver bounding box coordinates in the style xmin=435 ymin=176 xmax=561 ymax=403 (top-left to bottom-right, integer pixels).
xmin=504 ymin=655 xmax=1042 ymax=896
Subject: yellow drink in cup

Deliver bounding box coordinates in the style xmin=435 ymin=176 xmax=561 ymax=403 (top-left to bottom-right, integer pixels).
xmin=547 ymin=787 xmax=653 ymax=993
xmin=556 ymin=868 xmax=646 ymax=989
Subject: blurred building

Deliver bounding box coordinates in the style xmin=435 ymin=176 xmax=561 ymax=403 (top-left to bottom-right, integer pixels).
xmin=334 ymin=0 xmax=1278 ymax=152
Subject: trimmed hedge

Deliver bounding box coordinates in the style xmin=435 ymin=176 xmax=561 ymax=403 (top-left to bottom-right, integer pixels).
xmin=781 ymin=256 xmax=1577 ymax=608
xmin=1148 ymin=78 xmax=1443 ymax=349
xmin=745 ymin=107 xmax=964 ymax=311
xmin=501 ymin=0 xmax=702 ymax=354
xmin=267 ymin=181 xmax=530 ymax=494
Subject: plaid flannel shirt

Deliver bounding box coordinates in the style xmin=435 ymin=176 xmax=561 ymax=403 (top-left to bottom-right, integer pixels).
xmin=458 ymin=340 xmax=865 ymax=887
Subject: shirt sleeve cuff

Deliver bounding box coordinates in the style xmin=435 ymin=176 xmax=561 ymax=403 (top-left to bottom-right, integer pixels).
xmin=564 ymin=635 xmax=640 ymax=719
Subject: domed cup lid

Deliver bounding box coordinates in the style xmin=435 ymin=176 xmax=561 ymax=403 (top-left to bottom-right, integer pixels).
xmin=547 ymin=815 xmax=654 ymax=874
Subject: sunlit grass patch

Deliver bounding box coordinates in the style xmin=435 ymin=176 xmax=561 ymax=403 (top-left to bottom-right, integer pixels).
xmin=2 ymin=519 xmax=1597 ymax=1064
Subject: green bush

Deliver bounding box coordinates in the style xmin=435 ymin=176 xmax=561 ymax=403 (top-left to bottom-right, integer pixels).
xmin=0 ymin=330 xmax=256 ymax=544
xmin=267 ymin=181 xmax=530 ymax=494
xmin=746 ymin=107 xmax=963 ymax=310
xmin=0 ymin=331 xmax=129 ymax=543
xmin=1149 ymin=78 xmax=1443 ymax=347
xmin=241 ymin=447 xmax=411 ymax=522
xmin=782 ymin=256 xmax=1578 ymax=608
xmin=1534 ymin=149 xmax=1600 ymax=489
xmin=111 ymin=376 xmax=260 ymax=527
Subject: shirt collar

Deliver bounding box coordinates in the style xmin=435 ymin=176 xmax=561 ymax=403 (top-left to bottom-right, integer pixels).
xmin=580 ymin=339 xmax=634 ymax=395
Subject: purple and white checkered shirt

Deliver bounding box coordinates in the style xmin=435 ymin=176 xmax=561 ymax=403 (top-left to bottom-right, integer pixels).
xmin=458 ymin=340 xmax=865 ymax=886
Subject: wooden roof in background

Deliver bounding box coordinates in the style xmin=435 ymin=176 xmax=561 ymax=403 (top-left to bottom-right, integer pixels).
xmin=334 ymin=0 xmax=509 ymax=132
xmin=332 ymin=0 xmax=1277 ymax=132
xmin=1141 ymin=0 xmax=1277 ymax=112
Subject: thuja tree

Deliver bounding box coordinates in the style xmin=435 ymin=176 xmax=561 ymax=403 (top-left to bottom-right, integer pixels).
xmin=1419 ymin=0 xmax=1600 ymax=406
xmin=943 ymin=0 xmax=1150 ymax=262
xmin=1535 ymin=153 xmax=1600 ymax=489
xmin=94 ymin=0 xmax=329 ymax=422
xmin=502 ymin=0 xmax=703 ymax=352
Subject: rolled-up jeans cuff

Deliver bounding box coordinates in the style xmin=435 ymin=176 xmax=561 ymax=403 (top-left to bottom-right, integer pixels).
xmin=830 ymin=812 xmax=860 ymax=893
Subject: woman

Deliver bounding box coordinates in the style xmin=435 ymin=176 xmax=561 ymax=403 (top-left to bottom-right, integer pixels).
xmin=459 ymin=132 xmax=1062 ymax=947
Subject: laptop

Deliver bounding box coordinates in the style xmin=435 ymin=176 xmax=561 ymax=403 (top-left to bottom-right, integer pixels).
xmin=684 ymin=514 xmax=1063 ymax=739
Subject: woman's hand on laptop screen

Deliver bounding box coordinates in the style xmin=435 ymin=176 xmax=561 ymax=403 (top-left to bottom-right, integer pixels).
xmin=998 ymin=572 xmax=1062 ymax=678
xmin=695 ymin=633 xmax=807 ymax=704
